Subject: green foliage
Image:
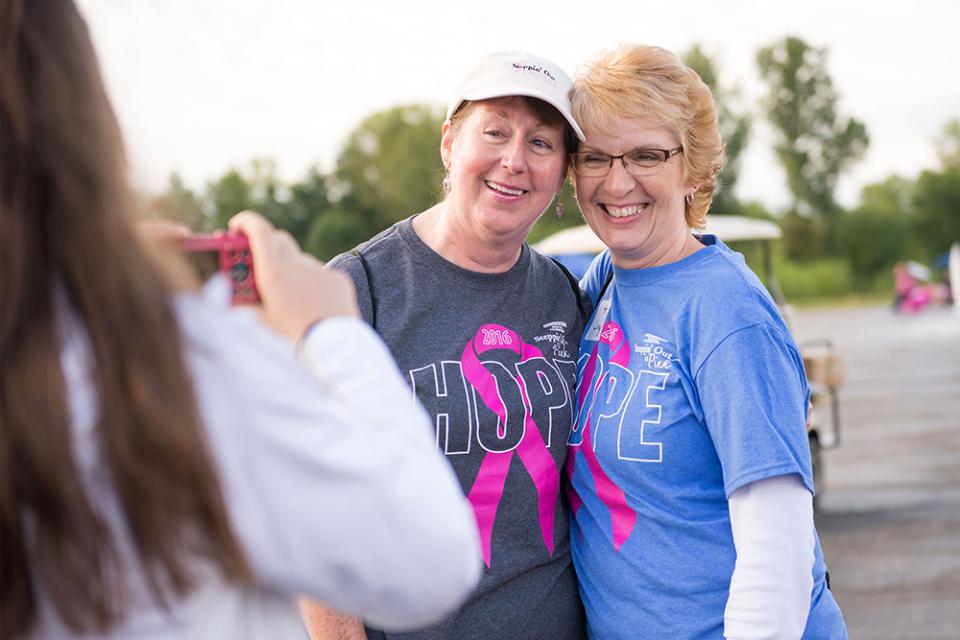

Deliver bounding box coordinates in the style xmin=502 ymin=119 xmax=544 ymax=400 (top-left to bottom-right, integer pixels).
xmin=683 ymin=45 xmax=751 ymax=215
xmin=148 ymin=173 xmax=204 ymax=226
xmin=858 ymin=175 xmax=913 ymax=216
xmin=301 ymin=103 xmax=448 ymax=258
xmin=777 ymin=258 xmax=854 ymax=300
xmin=282 ymin=167 xmax=331 ymax=241
xmin=756 ymin=36 xmax=869 ymax=219
xmin=836 ymin=208 xmax=910 ymax=281
xmin=206 ymin=168 xmax=257 ymax=229
xmin=146 ymin=105 xmax=447 ymax=259
xmin=828 ymin=175 xmax=914 ymax=283
xmin=205 ymin=159 xmax=283 ymax=230
xmin=144 ymin=86 xmax=949 ymax=307
xmin=912 ymin=166 xmax=960 ymax=258
xmin=778 ymin=211 xmax=829 ymax=261
xmin=935 ymin=119 xmax=960 ymax=170
xmin=304 ymin=209 xmax=376 ymax=260
xmin=333 ymin=104 xmax=445 ymax=228
xmin=147 ymin=159 xmax=328 ymax=238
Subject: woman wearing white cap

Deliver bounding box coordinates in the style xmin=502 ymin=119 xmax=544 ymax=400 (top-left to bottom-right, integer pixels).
xmin=302 ymin=52 xmax=590 ymax=640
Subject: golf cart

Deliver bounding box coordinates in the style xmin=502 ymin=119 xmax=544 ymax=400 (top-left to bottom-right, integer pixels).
xmin=533 ymin=216 xmax=843 ymax=505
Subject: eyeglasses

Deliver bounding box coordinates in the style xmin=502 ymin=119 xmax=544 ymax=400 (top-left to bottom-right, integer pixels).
xmin=572 ymin=146 xmax=683 ymax=178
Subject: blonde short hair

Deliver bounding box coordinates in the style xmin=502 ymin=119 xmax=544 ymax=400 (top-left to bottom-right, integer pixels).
xmin=572 ymin=44 xmax=724 ymax=229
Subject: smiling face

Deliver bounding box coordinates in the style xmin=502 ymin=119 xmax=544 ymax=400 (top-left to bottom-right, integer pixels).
xmin=574 ymin=115 xmax=699 ymax=269
xmin=441 ymin=97 xmax=567 ymax=249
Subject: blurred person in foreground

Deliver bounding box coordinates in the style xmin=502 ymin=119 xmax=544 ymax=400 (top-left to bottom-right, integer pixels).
xmin=0 ymin=0 xmax=480 ymax=638
xmin=302 ymin=51 xmax=590 ymax=640
xmin=564 ymin=44 xmax=847 ymax=639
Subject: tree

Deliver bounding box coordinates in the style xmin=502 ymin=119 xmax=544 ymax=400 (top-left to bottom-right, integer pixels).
xmin=837 ymin=177 xmax=913 ymax=282
xmin=757 ymin=37 xmax=869 ymax=221
xmin=205 ymin=167 xmax=257 ymax=230
xmin=205 ymin=158 xmax=293 ymax=230
xmin=858 ymin=175 xmax=914 ymax=216
xmin=304 ymin=208 xmax=367 ymax=260
xmin=683 ymin=45 xmax=751 ymax=215
xmin=908 ymin=121 xmax=960 ymax=260
xmin=147 ymin=173 xmax=205 ymax=227
xmin=281 ymin=166 xmax=330 ymax=243
xmin=302 ymin=103 xmax=446 ymax=258
xmin=779 ymin=211 xmax=829 ymax=262
xmin=912 ymin=166 xmax=960 ymax=259
xmin=332 ymin=104 xmax=445 ymax=228
xmin=935 ymin=118 xmax=960 ymax=170
xmin=198 ymin=158 xmax=330 ymax=246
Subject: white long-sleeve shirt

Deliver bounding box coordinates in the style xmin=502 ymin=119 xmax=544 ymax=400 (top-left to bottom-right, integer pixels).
xmin=31 ymin=278 xmax=481 ymax=639
xmin=724 ymin=474 xmax=816 ymax=640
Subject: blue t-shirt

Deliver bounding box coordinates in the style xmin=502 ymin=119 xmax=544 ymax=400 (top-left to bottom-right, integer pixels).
xmin=567 ymin=237 xmax=846 ymax=639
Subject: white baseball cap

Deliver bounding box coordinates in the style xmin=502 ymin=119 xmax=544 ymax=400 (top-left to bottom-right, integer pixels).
xmin=445 ymin=51 xmax=585 ymax=141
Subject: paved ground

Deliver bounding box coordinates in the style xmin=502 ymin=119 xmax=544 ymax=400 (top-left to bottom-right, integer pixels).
xmin=793 ymin=303 xmax=960 ymax=640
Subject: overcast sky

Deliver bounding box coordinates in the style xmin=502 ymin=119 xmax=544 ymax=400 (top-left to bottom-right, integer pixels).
xmin=76 ymin=0 xmax=960 ymax=210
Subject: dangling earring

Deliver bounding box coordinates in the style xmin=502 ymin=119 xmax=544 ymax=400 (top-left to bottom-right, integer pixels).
xmin=684 ymin=193 xmax=694 ymax=206
xmin=442 ymin=170 xmax=452 ymax=194
xmin=555 ymin=200 xmax=565 ymax=220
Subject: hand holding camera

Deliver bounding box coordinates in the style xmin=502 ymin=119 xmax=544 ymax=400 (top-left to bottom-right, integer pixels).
xmin=145 ymin=211 xmax=358 ymax=340
xmin=182 ymin=231 xmax=260 ymax=305
xmin=228 ymin=210 xmax=360 ymax=340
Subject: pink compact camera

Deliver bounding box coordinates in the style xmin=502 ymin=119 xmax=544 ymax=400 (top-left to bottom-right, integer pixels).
xmin=182 ymin=232 xmax=259 ymax=305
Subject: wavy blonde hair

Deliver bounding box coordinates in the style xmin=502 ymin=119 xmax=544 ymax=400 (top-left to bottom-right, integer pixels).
xmin=571 ymin=44 xmax=724 ymax=229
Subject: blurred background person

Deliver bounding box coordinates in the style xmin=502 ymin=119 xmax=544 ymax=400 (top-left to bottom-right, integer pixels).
xmin=0 ymin=0 xmax=480 ymax=638
xmin=303 ymin=51 xmax=590 ymax=640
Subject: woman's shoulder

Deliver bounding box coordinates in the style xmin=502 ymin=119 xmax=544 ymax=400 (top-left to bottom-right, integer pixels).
xmin=528 ymin=246 xmax=580 ymax=280
xmin=579 ymin=251 xmax=613 ymax=300
xmin=669 ymin=244 xmax=793 ymax=350
xmin=328 ymin=218 xmax=412 ymax=272
xmin=665 ymin=241 xmax=771 ymax=311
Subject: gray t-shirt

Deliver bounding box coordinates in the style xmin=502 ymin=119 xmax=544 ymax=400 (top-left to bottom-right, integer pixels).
xmin=330 ymin=217 xmax=587 ymax=640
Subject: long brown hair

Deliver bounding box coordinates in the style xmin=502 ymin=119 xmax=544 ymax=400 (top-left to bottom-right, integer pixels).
xmin=0 ymin=0 xmax=252 ymax=636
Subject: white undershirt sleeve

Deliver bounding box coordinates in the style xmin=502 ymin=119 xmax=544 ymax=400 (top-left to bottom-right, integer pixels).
xmin=724 ymin=474 xmax=815 ymax=640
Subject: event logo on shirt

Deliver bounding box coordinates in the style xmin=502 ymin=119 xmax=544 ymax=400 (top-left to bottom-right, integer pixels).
xmin=635 ymin=334 xmax=674 ymax=371
xmin=534 ymin=320 xmax=572 ymax=359
xmin=600 ymin=325 xmax=620 ymax=341
xmin=408 ymin=323 xmax=576 ymax=567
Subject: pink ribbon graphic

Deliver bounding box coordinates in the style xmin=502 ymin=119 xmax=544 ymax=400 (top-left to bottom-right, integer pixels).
xmin=461 ymin=324 xmax=560 ymax=567
xmin=565 ymin=320 xmax=637 ymax=551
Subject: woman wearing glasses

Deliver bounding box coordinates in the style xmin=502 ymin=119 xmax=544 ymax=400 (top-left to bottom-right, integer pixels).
xmin=564 ymin=44 xmax=847 ymax=639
